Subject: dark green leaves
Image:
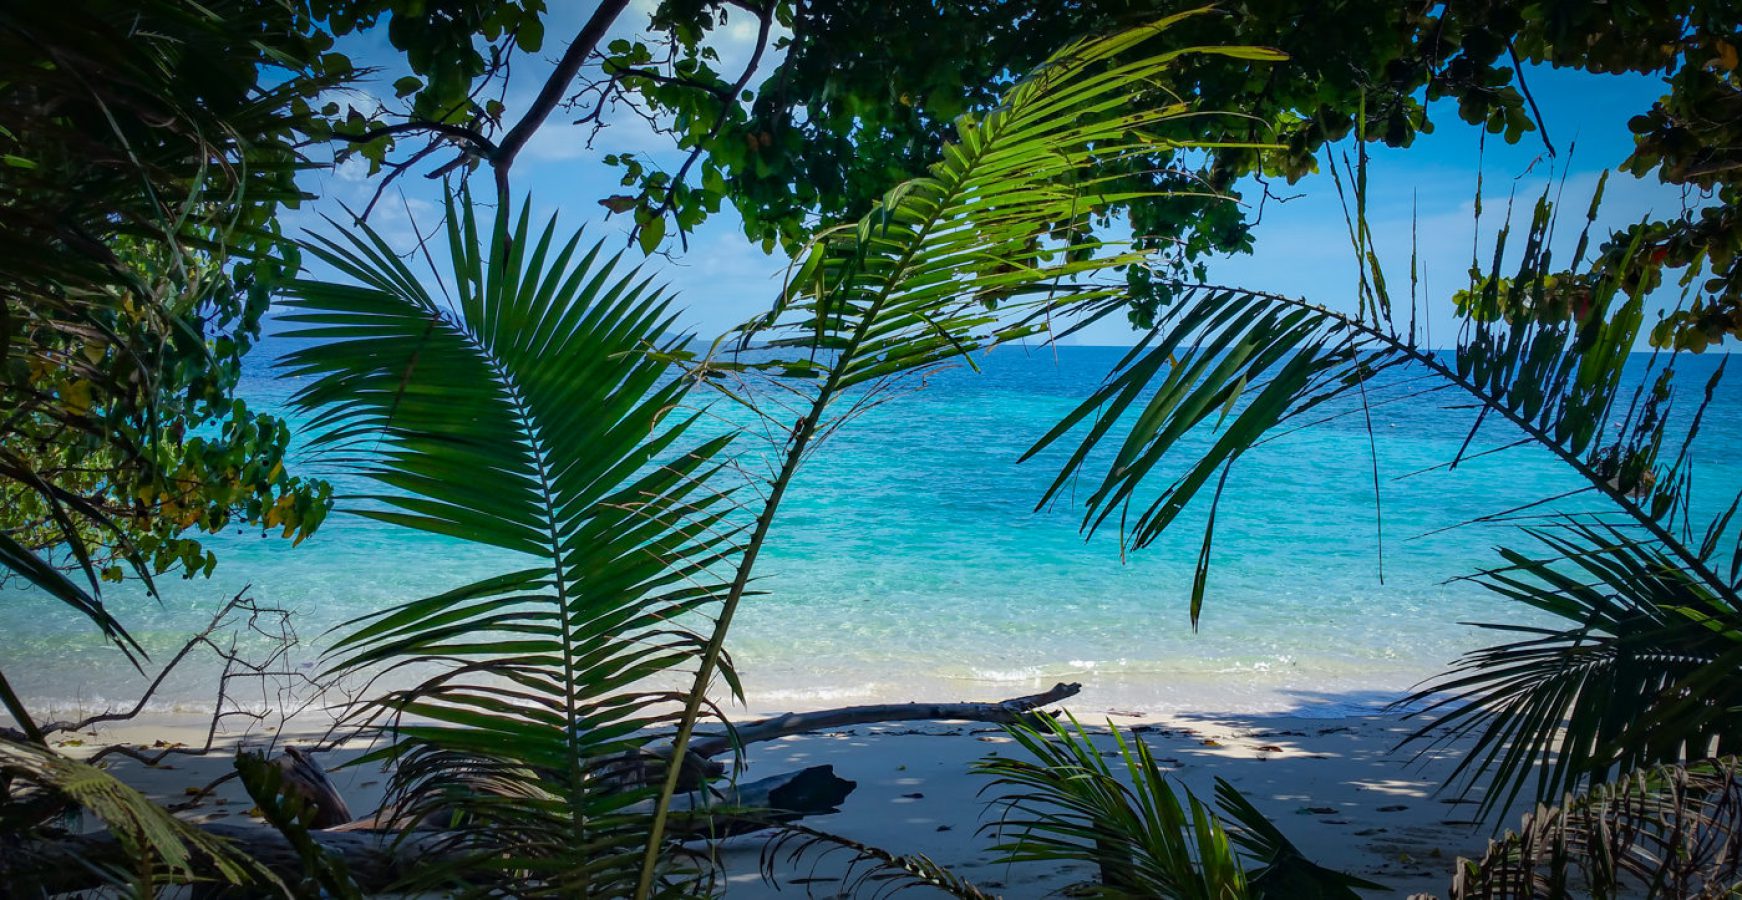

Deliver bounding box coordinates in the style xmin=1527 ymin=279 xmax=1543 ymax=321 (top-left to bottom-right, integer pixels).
xmin=0 ymin=738 xmax=283 ymax=894
xmin=1447 ymin=755 xmax=1742 ymax=899
xmin=1026 ymin=289 xmax=1396 ymax=625
xmin=723 ymin=21 xmax=1271 ymax=413
xmin=282 ymin=191 xmax=740 ymax=895
xmin=1404 ymin=522 xmax=1742 ymax=823
xmin=975 ymin=715 xmax=1378 ymax=898
xmin=1030 ymin=162 xmax=1740 ymax=820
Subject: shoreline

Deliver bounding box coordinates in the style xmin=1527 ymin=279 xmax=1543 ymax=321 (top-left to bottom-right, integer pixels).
xmin=11 ymin=654 xmax=1444 ymax=730
xmin=44 ymin=694 xmax=1497 ymax=898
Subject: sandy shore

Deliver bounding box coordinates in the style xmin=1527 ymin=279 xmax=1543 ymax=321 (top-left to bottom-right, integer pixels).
xmin=41 ymin=697 xmax=1502 ymax=898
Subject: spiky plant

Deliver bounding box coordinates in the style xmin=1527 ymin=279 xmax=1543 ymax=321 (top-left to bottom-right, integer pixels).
xmin=0 ymin=737 xmax=283 ymax=894
xmin=1444 ymin=755 xmax=1742 ymax=899
xmin=1027 ymin=158 xmax=1742 ymax=819
xmin=281 ymin=194 xmax=743 ymax=895
xmin=974 ymin=714 xmax=1383 ymax=898
xmin=638 ymin=13 xmax=1283 ymax=895
xmin=285 ymin=15 xmax=1285 ymax=895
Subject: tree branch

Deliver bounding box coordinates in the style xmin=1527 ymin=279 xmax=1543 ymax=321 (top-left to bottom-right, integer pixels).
xmin=637 ymin=3 xmax=774 ymax=251
xmin=689 ymin=682 xmax=1081 ymax=760
xmin=610 ymin=66 xmax=734 ymax=101
xmin=491 ymin=0 xmax=634 ymax=198
xmin=329 ymin=120 xmax=499 ymax=157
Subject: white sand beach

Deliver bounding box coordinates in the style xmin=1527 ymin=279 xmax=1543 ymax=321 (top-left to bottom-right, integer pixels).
xmin=57 ymin=699 xmax=1501 ymax=898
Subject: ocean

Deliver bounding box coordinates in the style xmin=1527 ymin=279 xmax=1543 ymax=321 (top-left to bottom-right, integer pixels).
xmin=4 ymin=338 xmax=1738 ymax=721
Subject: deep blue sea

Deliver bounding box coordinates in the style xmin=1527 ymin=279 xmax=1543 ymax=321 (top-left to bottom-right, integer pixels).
xmin=4 ymin=337 xmax=1738 ymax=720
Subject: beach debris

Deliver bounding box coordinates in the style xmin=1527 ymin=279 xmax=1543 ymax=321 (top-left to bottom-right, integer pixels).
xmin=686 ymin=682 xmax=1082 ymax=759
xmin=266 ymin=745 xmax=352 ymax=828
xmin=1255 ymin=743 xmax=1285 ymax=753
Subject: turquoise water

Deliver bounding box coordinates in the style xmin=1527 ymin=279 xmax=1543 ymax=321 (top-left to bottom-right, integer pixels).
xmin=4 ymin=338 xmax=1738 ymax=720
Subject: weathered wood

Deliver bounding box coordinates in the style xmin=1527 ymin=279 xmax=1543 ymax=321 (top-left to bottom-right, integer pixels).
xmin=3 ymin=766 xmax=853 ymax=893
xmin=2 ymin=822 xmax=439 ymax=894
xmin=7 ymin=685 xmax=1074 ymax=891
xmin=688 ymin=681 xmax=1082 ymax=759
xmin=275 ymin=745 xmax=352 ymax=828
xmin=660 ymin=763 xmax=856 ymax=838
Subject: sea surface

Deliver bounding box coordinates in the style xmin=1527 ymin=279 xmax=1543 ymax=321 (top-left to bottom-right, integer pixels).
xmin=4 ymin=335 xmax=1738 ymax=722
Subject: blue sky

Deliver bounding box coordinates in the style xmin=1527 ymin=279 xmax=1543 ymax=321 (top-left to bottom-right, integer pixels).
xmin=290 ymin=4 xmax=1703 ymax=348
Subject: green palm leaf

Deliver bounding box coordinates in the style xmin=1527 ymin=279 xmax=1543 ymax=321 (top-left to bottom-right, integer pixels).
xmin=1447 ymin=755 xmax=1742 ymax=899
xmin=1405 ymin=520 xmax=1742 ymax=822
xmin=637 ymin=17 xmax=1286 ymax=895
xmin=1029 ymin=175 xmax=1734 ymax=622
xmin=1025 ymin=156 xmax=1742 ymax=819
xmin=280 ymin=192 xmax=741 ymax=895
xmin=973 ymin=715 xmax=1379 ymax=898
xmin=0 ymin=737 xmax=283 ymax=893
xmin=975 ymin=715 xmax=1251 ymax=898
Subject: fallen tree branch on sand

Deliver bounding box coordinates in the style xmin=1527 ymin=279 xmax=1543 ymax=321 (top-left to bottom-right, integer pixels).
xmin=5 ymin=765 xmax=857 ymax=894
xmin=3 ymin=684 xmax=1080 ymax=892
xmin=689 ymin=681 xmax=1082 ymax=759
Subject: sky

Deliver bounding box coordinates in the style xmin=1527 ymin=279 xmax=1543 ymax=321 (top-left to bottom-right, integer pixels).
xmin=287 ymin=2 xmax=1707 ymax=348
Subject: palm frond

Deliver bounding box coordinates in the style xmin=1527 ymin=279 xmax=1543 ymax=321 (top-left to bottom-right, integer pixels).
xmin=975 ymin=714 xmax=1250 ymax=898
xmin=1406 ymin=520 xmax=1742 ymax=821
xmin=1028 ymin=174 xmax=1735 ymax=624
xmin=720 ymin=14 xmax=1284 ymax=400
xmin=1021 ymin=161 xmax=1742 ymax=825
xmin=975 ymin=713 xmax=1379 ymax=891
xmin=758 ymin=823 xmax=1000 ymax=900
xmin=0 ymin=736 xmax=283 ymax=893
xmin=1213 ymin=778 xmax=1388 ymax=897
xmin=1446 ymin=755 xmax=1742 ymax=899
xmin=280 ymin=191 xmax=741 ymax=895
xmin=974 ymin=715 xmax=1375 ymax=898
xmin=639 ymin=20 xmax=1286 ymax=891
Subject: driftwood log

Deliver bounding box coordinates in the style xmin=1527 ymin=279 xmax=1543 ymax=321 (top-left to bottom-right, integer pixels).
xmin=5 ymin=766 xmax=856 ymax=894
xmin=689 ymin=681 xmax=1081 ymax=758
xmin=275 ymin=745 xmax=352 ymax=828
xmin=4 ymin=683 xmax=1079 ymax=893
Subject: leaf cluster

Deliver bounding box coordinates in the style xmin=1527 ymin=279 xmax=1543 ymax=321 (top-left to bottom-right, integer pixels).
xmin=975 ymin=714 xmax=1384 ymax=899
xmin=0 ymin=0 xmax=342 ymax=735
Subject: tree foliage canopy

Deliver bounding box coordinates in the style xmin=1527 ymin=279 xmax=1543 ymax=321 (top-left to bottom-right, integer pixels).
xmin=0 ymin=0 xmax=343 ymax=729
xmin=311 ymin=0 xmax=1738 ymax=345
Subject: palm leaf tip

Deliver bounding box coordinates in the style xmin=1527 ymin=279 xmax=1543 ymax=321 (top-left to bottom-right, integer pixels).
xmin=975 ymin=715 xmax=1378 ymax=898
xmin=281 ymin=190 xmax=742 ymax=894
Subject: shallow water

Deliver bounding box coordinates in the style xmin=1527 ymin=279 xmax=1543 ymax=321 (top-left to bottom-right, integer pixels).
xmin=4 ymin=337 xmax=1737 ymax=720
